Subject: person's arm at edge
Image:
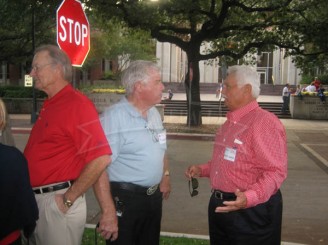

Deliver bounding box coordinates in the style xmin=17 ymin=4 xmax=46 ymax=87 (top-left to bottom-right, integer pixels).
xmin=160 ymin=153 xmax=171 ymax=200
xmin=93 ymin=166 xmax=118 ymax=241
xmin=55 ymin=155 xmax=110 ymax=213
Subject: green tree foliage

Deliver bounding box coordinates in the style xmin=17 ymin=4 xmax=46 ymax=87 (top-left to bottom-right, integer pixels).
xmin=0 ymin=0 xmax=154 ymax=77
xmin=86 ymin=17 xmax=156 ymax=72
xmin=86 ymin=0 xmax=328 ymax=126
xmin=285 ymin=0 xmax=328 ymax=77
xmin=0 ymin=0 xmax=61 ymax=65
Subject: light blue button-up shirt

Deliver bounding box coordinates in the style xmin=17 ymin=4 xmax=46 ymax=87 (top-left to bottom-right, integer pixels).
xmin=101 ymin=97 xmax=166 ymax=187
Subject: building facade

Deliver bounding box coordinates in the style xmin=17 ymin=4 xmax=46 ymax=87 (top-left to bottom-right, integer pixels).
xmin=156 ymin=42 xmax=301 ymax=85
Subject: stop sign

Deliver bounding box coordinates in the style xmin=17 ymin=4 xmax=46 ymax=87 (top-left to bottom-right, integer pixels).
xmin=56 ymin=0 xmax=90 ymax=67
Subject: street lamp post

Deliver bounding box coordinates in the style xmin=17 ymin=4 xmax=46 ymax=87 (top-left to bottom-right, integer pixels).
xmin=31 ymin=0 xmax=37 ymax=123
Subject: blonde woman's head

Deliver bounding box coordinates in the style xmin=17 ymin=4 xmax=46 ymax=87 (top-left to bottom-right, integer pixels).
xmin=0 ymin=98 xmax=7 ymax=132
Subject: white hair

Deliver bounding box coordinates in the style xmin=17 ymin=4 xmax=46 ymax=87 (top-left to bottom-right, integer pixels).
xmin=121 ymin=60 xmax=160 ymax=96
xmin=227 ymin=65 xmax=261 ymax=98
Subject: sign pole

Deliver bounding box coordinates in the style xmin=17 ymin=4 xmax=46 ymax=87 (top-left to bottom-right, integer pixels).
xmin=31 ymin=0 xmax=37 ymax=123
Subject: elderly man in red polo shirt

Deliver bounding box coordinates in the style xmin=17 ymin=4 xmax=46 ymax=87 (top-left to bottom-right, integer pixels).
xmin=24 ymin=45 xmax=118 ymax=245
xmin=186 ymin=65 xmax=288 ymax=245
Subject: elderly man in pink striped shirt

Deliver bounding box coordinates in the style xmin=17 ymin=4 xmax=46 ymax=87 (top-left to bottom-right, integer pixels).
xmin=186 ymin=65 xmax=287 ymax=245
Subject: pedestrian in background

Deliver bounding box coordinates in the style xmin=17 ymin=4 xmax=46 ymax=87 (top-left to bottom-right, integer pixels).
xmin=305 ymin=82 xmax=316 ymax=92
xmin=168 ymin=89 xmax=174 ymax=100
xmin=294 ymin=84 xmax=304 ymax=100
xmin=313 ymin=77 xmax=321 ymax=91
xmin=24 ymin=45 xmax=118 ymax=245
xmin=0 ymin=98 xmax=38 ymax=245
xmin=101 ymin=60 xmax=171 ymax=245
xmin=185 ymin=65 xmax=288 ymax=245
xmin=281 ymin=83 xmax=290 ymax=114
xmin=317 ymin=84 xmax=326 ymax=103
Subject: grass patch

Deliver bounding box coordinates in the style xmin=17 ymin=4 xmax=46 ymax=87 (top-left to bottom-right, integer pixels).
xmin=82 ymin=228 xmax=209 ymax=245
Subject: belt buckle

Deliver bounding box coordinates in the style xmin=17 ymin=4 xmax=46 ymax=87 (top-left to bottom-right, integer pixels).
xmin=147 ymin=184 xmax=158 ymax=195
xmin=215 ymin=191 xmax=223 ymax=199
xmin=47 ymin=186 xmax=54 ymax=192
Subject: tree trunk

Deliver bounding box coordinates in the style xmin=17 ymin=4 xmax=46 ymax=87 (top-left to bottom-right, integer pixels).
xmin=185 ymin=60 xmax=202 ymax=126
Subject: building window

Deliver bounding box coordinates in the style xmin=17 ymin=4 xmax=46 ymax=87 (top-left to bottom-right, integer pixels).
xmin=257 ymin=51 xmax=273 ymax=84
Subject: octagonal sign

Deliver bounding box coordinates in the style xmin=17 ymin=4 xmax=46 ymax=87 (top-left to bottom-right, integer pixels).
xmin=56 ymin=0 xmax=90 ymax=67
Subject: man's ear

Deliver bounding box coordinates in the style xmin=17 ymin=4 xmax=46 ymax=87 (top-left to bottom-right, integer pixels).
xmin=134 ymin=81 xmax=143 ymax=92
xmin=244 ymin=84 xmax=252 ymax=95
xmin=54 ymin=64 xmax=63 ymax=77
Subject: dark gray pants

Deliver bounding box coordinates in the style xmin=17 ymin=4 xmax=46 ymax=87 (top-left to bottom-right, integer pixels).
xmin=107 ymin=185 xmax=162 ymax=245
xmin=208 ymin=190 xmax=283 ymax=245
xmin=281 ymin=96 xmax=290 ymax=113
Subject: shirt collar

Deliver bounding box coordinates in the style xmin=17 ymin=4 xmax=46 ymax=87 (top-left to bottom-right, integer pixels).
xmin=43 ymin=84 xmax=72 ymax=106
xmin=226 ymin=100 xmax=259 ymax=123
xmin=120 ymin=96 xmax=144 ymax=119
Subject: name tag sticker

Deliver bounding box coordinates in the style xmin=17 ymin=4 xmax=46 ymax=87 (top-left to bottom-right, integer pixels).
xmin=224 ymin=147 xmax=237 ymax=162
xmin=158 ymin=132 xmax=166 ymax=144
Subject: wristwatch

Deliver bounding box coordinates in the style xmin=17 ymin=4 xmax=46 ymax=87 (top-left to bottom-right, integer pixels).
xmin=164 ymin=170 xmax=170 ymax=176
xmin=63 ymin=195 xmax=73 ymax=208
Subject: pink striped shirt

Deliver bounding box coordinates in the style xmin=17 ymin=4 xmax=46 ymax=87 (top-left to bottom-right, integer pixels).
xmin=199 ymin=100 xmax=288 ymax=207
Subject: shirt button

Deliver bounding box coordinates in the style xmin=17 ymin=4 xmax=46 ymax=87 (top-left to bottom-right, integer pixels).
xmin=223 ymin=138 xmax=226 ymax=142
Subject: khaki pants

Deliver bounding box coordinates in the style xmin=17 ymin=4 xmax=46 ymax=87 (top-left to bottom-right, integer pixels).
xmin=29 ymin=188 xmax=86 ymax=245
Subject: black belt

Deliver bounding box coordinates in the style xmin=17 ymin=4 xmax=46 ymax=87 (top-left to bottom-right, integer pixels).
xmin=111 ymin=182 xmax=159 ymax=195
xmin=212 ymin=189 xmax=236 ymax=200
xmin=33 ymin=180 xmax=74 ymax=194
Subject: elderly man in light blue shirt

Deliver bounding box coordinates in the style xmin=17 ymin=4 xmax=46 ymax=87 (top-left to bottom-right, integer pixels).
xmin=102 ymin=96 xmax=167 ymax=187
xmin=101 ymin=60 xmax=171 ymax=245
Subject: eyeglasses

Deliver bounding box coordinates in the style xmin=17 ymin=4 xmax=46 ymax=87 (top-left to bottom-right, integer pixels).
xmin=145 ymin=125 xmax=159 ymax=142
xmin=188 ymin=177 xmax=199 ymax=197
xmin=30 ymin=63 xmax=54 ymax=73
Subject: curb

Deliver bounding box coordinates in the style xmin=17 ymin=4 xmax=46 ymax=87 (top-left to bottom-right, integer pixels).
xmin=167 ymin=132 xmax=214 ymax=141
xmin=11 ymin=127 xmax=32 ymax=134
xmin=300 ymin=143 xmax=328 ymax=168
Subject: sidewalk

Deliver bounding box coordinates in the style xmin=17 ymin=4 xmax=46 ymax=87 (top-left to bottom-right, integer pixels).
xmin=9 ymin=96 xmax=328 ymax=245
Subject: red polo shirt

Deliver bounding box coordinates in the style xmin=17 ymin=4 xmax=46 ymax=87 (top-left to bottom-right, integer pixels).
xmin=24 ymin=85 xmax=111 ymax=187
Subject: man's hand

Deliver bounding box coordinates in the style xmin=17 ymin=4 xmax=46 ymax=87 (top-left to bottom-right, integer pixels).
xmin=215 ymin=189 xmax=247 ymax=213
xmin=160 ymin=175 xmax=171 ymax=200
xmin=97 ymin=212 xmax=118 ymax=241
xmin=55 ymin=193 xmax=70 ymax=214
xmin=185 ymin=165 xmax=201 ymax=179
xmin=92 ymin=169 xmax=118 ymax=241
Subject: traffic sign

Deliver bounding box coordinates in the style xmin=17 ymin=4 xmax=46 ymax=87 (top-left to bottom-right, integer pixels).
xmin=24 ymin=75 xmax=33 ymax=87
xmin=56 ymin=0 xmax=90 ymax=67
